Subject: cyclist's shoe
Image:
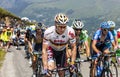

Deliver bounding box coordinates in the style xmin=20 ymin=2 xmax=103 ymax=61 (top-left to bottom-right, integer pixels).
xmin=29 ymin=58 xmax=32 ymax=65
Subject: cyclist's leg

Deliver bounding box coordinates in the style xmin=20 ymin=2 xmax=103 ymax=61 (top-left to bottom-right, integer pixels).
xmin=46 ymin=47 xmax=56 ymax=77
xmin=53 ymin=49 xmax=66 ymax=77
xmin=32 ymin=43 xmax=42 ymax=73
xmin=66 ymin=44 xmax=72 ymax=58
xmin=90 ymin=55 xmax=97 ymax=77
xmin=90 ymin=43 xmax=103 ymax=77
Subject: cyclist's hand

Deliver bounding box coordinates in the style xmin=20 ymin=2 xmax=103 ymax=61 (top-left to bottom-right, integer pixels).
xmin=97 ymin=51 xmax=102 ymax=57
xmin=118 ymin=45 xmax=120 ymax=49
xmin=96 ymin=51 xmax=102 ymax=62
xmin=43 ymin=69 xmax=51 ymax=76
xmin=114 ymin=46 xmax=118 ymax=51
xmin=70 ymin=64 xmax=76 ymax=72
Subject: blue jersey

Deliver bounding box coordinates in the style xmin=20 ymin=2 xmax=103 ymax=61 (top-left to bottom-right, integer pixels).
xmin=92 ymin=29 xmax=114 ymax=46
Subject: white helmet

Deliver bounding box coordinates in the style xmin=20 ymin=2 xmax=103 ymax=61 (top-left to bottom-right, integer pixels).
xmin=54 ymin=13 xmax=69 ymax=25
xmin=72 ymin=19 xmax=84 ymax=29
xmin=107 ymin=21 xmax=115 ymax=28
xmin=117 ymin=28 xmax=120 ymax=32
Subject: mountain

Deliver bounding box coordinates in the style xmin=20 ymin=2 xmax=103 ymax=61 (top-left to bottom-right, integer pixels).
xmin=0 ymin=0 xmax=120 ymax=34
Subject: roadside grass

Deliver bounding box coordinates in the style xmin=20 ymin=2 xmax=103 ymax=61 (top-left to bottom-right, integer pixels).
xmin=0 ymin=48 xmax=6 ymax=68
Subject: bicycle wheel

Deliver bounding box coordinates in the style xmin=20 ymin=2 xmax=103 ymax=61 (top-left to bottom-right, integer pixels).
xmin=101 ymin=69 xmax=113 ymax=77
xmin=89 ymin=62 xmax=97 ymax=77
xmin=109 ymin=61 xmax=118 ymax=77
xmin=70 ymin=72 xmax=82 ymax=77
xmin=37 ymin=60 xmax=43 ymax=77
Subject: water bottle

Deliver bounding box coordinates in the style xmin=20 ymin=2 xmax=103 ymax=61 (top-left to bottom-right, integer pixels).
xmin=97 ymin=66 xmax=101 ymax=77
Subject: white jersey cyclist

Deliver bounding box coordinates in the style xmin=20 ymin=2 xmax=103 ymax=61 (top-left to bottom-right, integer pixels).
xmin=44 ymin=26 xmax=76 ymax=51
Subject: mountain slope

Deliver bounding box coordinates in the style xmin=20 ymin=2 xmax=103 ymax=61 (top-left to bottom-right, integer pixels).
xmin=0 ymin=0 xmax=120 ymax=33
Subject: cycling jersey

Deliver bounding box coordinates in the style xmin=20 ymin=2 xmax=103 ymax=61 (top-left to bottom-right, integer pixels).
xmin=5 ymin=30 xmax=12 ymax=41
xmin=44 ymin=26 xmax=76 ymax=51
xmin=110 ymin=30 xmax=117 ymax=37
xmin=92 ymin=29 xmax=114 ymax=59
xmin=32 ymin=32 xmax=43 ymax=51
xmin=93 ymin=29 xmax=114 ymax=46
xmin=77 ymin=30 xmax=88 ymax=45
xmin=32 ymin=32 xmax=43 ymax=44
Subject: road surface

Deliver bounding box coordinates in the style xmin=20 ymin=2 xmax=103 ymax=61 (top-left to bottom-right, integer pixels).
xmin=0 ymin=46 xmax=32 ymax=77
xmin=0 ymin=46 xmax=120 ymax=77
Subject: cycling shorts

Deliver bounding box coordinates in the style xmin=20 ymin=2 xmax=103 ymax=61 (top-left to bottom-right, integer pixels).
xmin=47 ymin=46 xmax=67 ymax=68
xmin=33 ymin=43 xmax=42 ymax=51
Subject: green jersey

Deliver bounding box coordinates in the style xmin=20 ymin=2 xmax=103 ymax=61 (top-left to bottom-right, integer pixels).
xmin=76 ymin=30 xmax=88 ymax=45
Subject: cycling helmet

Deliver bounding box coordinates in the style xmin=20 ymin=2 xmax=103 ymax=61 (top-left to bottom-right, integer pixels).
xmin=107 ymin=21 xmax=115 ymax=28
xmin=38 ymin=22 xmax=42 ymax=27
xmin=72 ymin=19 xmax=84 ymax=29
xmin=100 ymin=22 xmax=110 ymax=29
xmin=54 ymin=13 xmax=69 ymax=25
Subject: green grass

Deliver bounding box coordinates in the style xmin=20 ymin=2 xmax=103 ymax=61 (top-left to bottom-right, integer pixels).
xmin=0 ymin=49 xmax=6 ymax=68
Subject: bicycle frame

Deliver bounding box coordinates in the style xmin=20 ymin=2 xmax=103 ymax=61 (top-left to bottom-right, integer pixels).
xmin=33 ymin=50 xmax=43 ymax=77
xmin=96 ymin=52 xmax=116 ymax=77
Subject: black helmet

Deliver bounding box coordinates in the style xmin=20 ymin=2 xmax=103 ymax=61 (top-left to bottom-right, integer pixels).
xmin=38 ymin=22 xmax=42 ymax=27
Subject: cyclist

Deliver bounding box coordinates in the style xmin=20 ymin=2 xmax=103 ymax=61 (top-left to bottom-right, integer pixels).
xmin=91 ymin=22 xmax=117 ymax=77
xmin=15 ymin=29 xmax=21 ymax=49
xmin=107 ymin=21 xmax=118 ymax=48
xmin=24 ymin=27 xmax=33 ymax=62
xmin=42 ymin=13 xmax=76 ymax=77
xmin=29 ymin=25 xmax=43 ymax=77
xmin=71 ymin=19 xmax=90 ymax=60
xmin=0 ymin=28 xmax=6 ymax=48
xmin=117 ymin=28 xmax=120 ymax=47
xmin=5 ymin=26 xmax=13 ymax=51
xmin=0 ymin=27 xmax=3 ymax=47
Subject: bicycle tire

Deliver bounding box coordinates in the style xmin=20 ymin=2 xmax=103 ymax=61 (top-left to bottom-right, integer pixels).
xmin=109 ymin=61 xmax=118 ymax=77
xmin=89 ymin=62 xmax=97 ymax=77
xmin=101 ymin=69 xmax=113 ymax=77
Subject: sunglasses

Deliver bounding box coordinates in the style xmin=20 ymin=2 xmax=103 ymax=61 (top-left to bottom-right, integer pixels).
xmin=36 ymin=29 xmax=41 ymax=30
xmin=102 ymin=28 xmax=109 ymax=32
xmin=74 ymin=28 xmax=82 ymax=31
xmin=58 ymin=26 xmax=66 ymax=29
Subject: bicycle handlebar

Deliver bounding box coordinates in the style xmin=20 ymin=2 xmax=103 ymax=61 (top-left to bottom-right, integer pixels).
xmin=75 ymin=59 xmax=91 ymax=63
xmin=32 ymin=50 xmax=42 ymax=55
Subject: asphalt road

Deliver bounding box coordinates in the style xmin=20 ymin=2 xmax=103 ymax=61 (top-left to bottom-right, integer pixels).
xmin=0 ymin=46 xmax=120 ymax=77
xmin=0 ymin=46 xmax=32 ymax=77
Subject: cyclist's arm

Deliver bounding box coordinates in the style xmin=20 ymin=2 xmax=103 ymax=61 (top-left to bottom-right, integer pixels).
xmin=92 ymin=40 xmax=100 ymax=53
xmin=114 ymin=35 xmax=118 ymax=47
xmin=84 ymin=40 xmax=90 ymax=57
xmin=83 ymin=32 xmax=90 ymax=57
xmin=24 ymin=33 xmax=28 ymax=42
xmin=70 ymin=41 xmax=76 ymax=63
xmin=42 ymin=38 xmax=48 ymax=69
xmin=109 ymin=31 xmax=117 ymax=50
